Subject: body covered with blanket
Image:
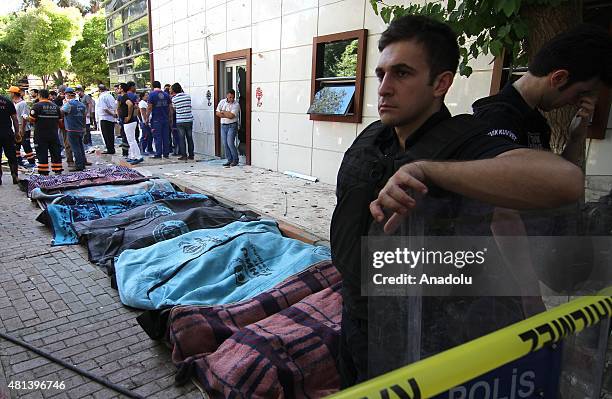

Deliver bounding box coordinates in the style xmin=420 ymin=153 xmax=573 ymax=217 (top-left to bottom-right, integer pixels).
xmin=40 ymin=189 xmax=206 ymax=246
xmin=114 ymin=220 xmax=331 ymax=310
xmin=72 ymin=197 xmax=259 ymax=266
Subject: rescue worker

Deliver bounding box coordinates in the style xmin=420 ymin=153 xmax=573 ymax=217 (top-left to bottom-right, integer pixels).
xmin=9 ymin=86 xmax=36 ymax=168
xmin=61 ymin=88 xmax=88 ymax=172
xmin=30 ymin=89 xmax=63 ymax=175
xmin=145 ymin=81 xmax=172 ymax=159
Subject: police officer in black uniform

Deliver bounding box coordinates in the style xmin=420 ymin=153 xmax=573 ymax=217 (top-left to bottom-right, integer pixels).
xmin=0 ymin=92 xmax=19 ymax=184
xmin=472 ymin=25 xmax=611 ymax=303
xmin=30 ymin=89 xmax=63 ymax=175
xmin=473 ymin=24 xmax=611 ymax=158
xmin=332 ymin=15 xmax=586 ymax=387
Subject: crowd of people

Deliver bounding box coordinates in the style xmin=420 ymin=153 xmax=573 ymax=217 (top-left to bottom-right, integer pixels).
xmin=0 ymin=79 xmax=198 ymax=181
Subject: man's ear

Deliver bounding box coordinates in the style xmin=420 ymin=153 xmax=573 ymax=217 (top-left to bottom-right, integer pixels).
xmin=432 ymin=71 xmax=455 ymax=98
xmin=550 ymin=69 xmax=569 ymax=89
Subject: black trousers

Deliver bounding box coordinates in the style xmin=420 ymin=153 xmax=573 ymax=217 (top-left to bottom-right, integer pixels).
xmin=16 ymin=130 xmax=35 ymax=164
xmin=34 ymin=131 xmax=62 ymax=174
xmin=100 ymin=120 xmax=115 ymax=154
xmin=83 ymin=123 xmax=91 ymax=145
xmin=0 ymin=134 xmax=17 ymax=166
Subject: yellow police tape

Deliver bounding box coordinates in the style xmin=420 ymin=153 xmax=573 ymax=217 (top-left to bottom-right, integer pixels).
xmin=327 ymin=288 xmax=612 ymax=399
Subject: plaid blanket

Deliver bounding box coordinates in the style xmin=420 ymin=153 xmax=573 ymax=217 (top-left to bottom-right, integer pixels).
xmin=186 ymin=281 xmax=342 ymax=398
xmin=167 ymin=260 xmax=342 ymax=398
xmin=168 ymin=260 xmax=340 ymax=362
xmin=25 ymin=166 xmax=148 ymax=197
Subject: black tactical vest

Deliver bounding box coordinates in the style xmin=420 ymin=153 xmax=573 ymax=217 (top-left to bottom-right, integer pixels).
xmin=331 ymin=115 xmax=493 ymax=319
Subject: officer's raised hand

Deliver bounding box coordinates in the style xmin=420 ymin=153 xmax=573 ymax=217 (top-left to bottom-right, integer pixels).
xmin=369 ymin=161 xmax=429 ymax=234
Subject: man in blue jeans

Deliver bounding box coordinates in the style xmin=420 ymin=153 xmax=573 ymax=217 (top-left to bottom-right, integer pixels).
xmin=215 ymin=89 xmax=240 ymax=167
xmin=61 ymin=88 xmax=87 ymax=172
xmin=145 ymin=81 xmax=171 ymax=159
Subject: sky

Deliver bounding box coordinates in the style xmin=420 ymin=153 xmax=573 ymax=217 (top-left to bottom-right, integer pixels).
xmin=0 ymin=0 xmax=21 ymax=16
xmin=0 ymin=0 xmax=91 ymax=16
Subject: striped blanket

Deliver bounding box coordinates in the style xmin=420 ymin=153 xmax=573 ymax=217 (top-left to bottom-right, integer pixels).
xmin=167 ymin=261 xmax=342 ymax=398
xmin=25 ymin=166 xmax=147 ymax=197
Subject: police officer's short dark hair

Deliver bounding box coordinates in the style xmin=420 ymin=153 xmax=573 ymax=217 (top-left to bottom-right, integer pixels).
xmin=227 ymin=89 xmax=235 ymax=96
xmin=119 ymin=82 xmax=128 ymax=92
xmin=378 ymin=15 xmax=459 ymax=84
xmin=153 ymin=81 xmax=161 ymax=89
xmin=126 ymin=81 xmax=136 ymax=89
xmin=171 ymin=83 xmax=183 ymax=94
xmin=49 ymin=90 xmax=57 ymax=96
xmin=529 ymin=24 xmax=612 ymax=89
xmin=39 ymin=89 xmax=49 ymax=99
xmin=31 ymin=89 xmax=38 ymax=94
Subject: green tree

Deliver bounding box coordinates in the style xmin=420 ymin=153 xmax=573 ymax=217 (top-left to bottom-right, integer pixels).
xmin=70 ymin=12 xmax=109 ymax=87
xmin=0 ymin=15 xmax=24 ymax=89
xmin=370 ymin=0 xmax=583 ymax=154
xmin=8 ymin=0 xmax=82 ymax=88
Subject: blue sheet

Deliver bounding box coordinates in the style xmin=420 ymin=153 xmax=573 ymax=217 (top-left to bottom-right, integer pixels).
xmin=45 ymin=191 xmax=207 ymax=246
xmin=114 ymin=220 xmax=332 ymax=310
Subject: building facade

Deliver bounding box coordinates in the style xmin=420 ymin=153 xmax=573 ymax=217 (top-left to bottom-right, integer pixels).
xmin=105 ymin=0 xmax=152 ymax=88
xmin=115 ymin=0 xmax=611 ymax=187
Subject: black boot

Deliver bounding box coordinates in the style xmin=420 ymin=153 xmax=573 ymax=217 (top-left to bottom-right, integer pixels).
xmin=10 ymin=163 xmax=18 ymax=184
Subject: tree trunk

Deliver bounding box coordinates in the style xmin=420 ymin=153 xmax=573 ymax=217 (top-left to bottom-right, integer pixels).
xmin=521 ymin=1 xmax=584 ymax=166
xmin=41 ymin=75 xmax=48 ymax=89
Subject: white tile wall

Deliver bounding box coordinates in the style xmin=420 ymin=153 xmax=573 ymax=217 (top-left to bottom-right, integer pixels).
xmin=173 ymin=20 xmax=190 ymax=44
xmin=227 ymin=27 xmax=252 ymax=51
xmin=279 ymin=80 xmax=310 ymax=114
xmin=188 ymin=15 xmax=206 ymax=42
xmin=362 ymin=77 xmax=379 ymax=118
xmin=252 ymin=18 xmax=281 ymax=52
xmin=282 ymin=0 xmax=318 ymax=15
xmin=251 ymin=140 xmax=279 ymax=170
xmin=253 ymin=0 xmax=281 ymax=23
xmin=189 ymin=38 xmax=207 ymax=64
xmin=174 ymin=64 xmax=190 ymax=87
xmin=189 ymin=62 xmax=208 ymax=87
xmin=318 ymin=0 xmax=365 ymax=36
xmin=151 ymin=8 xmax=160 ymax=29
xmin=173 ymin=0 xmax=189 ymax=21
xmin=251 ymin=112 xmax=280 ymax=142
xmin=312 ymin=149 xmax=343 ymax=184
xmin=158 ymin=2 xmax=174 ymax=27
xmin=313 ymin=121 xmax=357 ymax=152
xmin=192 ymin=109 xmax=207 ymax=133
xmin=365 ymin=34 xmax=381 ymax=77
xmin=190 ymin=86 xmax=208 ymax=110
xmin=279 ymin=113 xmax=313 ymax=147
xmin=173 ymin=42 xmax=190 ymax=66
xmin=188 ymin=0 xmax=206 ymax=16
xmin=252 ymin=50 xmax=281 ymax=83
xmin=227 ymin=0 xmax=251 ymax=29
xmin=251 ymin=82 xmax=280 ymax=113
xmin=203 ymin=109 xmax=215 ymax=133
xmin=158 ymin=24 xmax=173 ymax=49
xmin=281 ymin=9 xmax=318 ymax=48
xmin=207 ymin=5 xmax=227 ymax=34
xmin=278 ymin=144 xmax=312 ymax=175
xmin=280 ymin=46 xmax=312 ymax=81
xmin=207 ymin=0 xmax=226 ymax=10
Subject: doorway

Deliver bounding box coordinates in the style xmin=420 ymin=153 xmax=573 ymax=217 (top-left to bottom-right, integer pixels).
xmin=214 ymin=49 xmax=252 ymax=165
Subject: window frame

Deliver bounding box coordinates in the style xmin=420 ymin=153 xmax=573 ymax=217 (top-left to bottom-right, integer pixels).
xmin=309 ymin=29 xmax=367 ymax=123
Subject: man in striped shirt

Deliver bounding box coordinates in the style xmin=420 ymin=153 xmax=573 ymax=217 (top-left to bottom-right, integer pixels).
xmin=170 ymin=83 xmax=194 ymax=161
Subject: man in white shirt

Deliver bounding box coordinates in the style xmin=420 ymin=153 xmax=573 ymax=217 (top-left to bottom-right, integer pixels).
xmin=215 ymin=89 xmax=240 ymax=167
xmin=95 ymin=84 xmax=117 ymax=154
